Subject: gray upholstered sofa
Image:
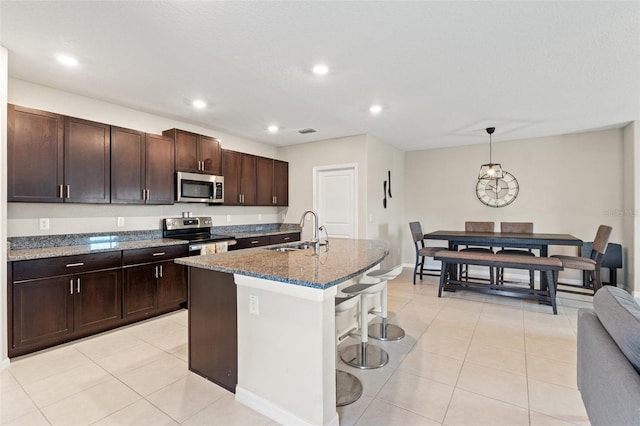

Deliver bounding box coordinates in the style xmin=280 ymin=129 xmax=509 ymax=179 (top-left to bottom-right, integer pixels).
xmin=577 ymin=286 xmax=640 ymax=425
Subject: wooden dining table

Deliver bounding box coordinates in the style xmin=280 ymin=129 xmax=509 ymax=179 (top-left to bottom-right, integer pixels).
xmin=424 ymin=230 xmax=583 ymax=290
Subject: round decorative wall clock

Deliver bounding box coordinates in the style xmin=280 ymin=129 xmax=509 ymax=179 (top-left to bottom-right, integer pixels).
xmin=475 ymin=171 xmax=519 ymax=208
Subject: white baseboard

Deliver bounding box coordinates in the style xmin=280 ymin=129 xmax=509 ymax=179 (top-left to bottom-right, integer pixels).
xmin=235 ymin=386 xmax=339 ymax=426
xmin=0 ymin=357 xmax=10 ymax=371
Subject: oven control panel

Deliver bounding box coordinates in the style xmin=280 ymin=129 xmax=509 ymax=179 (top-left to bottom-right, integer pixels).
xmin=164 ymin=217 xmax=213 ymax=230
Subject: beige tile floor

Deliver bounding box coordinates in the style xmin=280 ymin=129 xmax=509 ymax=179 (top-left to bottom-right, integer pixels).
xmin=1 ymin=268 xmax=591 ymax=425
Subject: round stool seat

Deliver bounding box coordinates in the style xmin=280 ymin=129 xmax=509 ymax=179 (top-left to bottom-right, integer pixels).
xmin=335 ymin=295 xmax=359 ymax=313
xmin=366 ymin=265 xmax=403 ymax=281
xmin=336 ymin=370 xmax=363 ymax=406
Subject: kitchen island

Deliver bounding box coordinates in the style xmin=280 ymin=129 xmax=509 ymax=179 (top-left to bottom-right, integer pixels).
xmin=175 ymin=238 xmax=389 ymax=426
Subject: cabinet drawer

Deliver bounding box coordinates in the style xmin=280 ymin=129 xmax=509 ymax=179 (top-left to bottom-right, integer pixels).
xmin=123 ymin=244 xmax=188 ymax=266
xmin=235 ymin=236 xmax=270 ymax=249
xmin=13 ymin=251 xmax=122 ymax=282
xmin=269 ymin=232 xmax=301 ymax=245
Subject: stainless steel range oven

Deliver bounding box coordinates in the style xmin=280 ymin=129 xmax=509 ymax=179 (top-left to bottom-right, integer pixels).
xmin=163 ymin=216 xmax=236 ymax=256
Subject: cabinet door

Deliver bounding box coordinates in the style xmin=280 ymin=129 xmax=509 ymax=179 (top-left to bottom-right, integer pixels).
xmin=8 ymin=104 xmax=64 ymax=202
xmin=123 ymin=264 xmax=157 ymax=318
xmin=157 ymin=262 xmax=187 ymax=308
xmin=199 ymin=135 xmax=222 ymax=175
xmin=273 ymin=159 xmax=289 ymax=206
xmin=12 ymin=276 xmax=74 ymax=350
xmin=64 ymin=117 xmax=111 ymax=203
xmin=256 ymin=157 xmax=274 ymax=206
xmin=111 ymin=127 xmax=145 ymax=204
xmin=74 ymin=269 xmax=122 ymax=333
xmin=146 ymin=134 xmax=175 ymax=204
xmin=173 ymin=130 xmax=199 ymax=173
xmin=240 ymin=153 xmax=257 ymax=205
xmin=222 ymin=150 xmax=241 ymax=205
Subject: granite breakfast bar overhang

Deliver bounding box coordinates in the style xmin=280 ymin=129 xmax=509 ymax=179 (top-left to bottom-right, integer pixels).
xmin=175 ymin=239 xmax=390 ymax=426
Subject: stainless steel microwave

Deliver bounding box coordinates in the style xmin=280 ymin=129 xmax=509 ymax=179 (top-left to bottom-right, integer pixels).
xmin=176 ymin=171 xmax=224 ymax=203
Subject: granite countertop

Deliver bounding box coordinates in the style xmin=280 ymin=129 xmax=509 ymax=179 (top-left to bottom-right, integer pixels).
xmin=8 ymin=238 xmax=187 ymax=262
xmin=175 ymin=238 xmax=390 ymax=289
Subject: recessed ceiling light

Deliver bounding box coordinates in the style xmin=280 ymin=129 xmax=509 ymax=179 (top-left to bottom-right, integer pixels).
xmin=57 ymin=54 xmax=78 ymax=67
xmin=268 ymin=125 xmax=279 ymax=133
xmin=369 ymin=104 xmax=383 ymax=114
xmin=192 ymin=99 xmax=207 ymax=109
xmin=312 ymin=64 xmax=329 ymax=75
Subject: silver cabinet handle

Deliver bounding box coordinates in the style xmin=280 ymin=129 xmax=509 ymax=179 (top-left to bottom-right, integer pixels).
xmin=59 ymin=184 xmax=64 ymax=199
xmin=159 ymin=265 xmax=163 ymax=278
xmin=152 ymin=252 xmax=165 ymax=256
xmin=251 ymin=240 xmax=260 ymax=244
xmin=66 ymin=262 xmax=84 ymax=268
xmin=65 ymin=185 xmax=70 ymax=198
xmin=284 ymin=237 xmax=291 ymax=241
xmin=69 ymin=279 xmax=73 ymax=294
xmin=154 ymin=266 xmax=158 ymax=279
xmin=76 ymin=278 xmax=81 ymax=293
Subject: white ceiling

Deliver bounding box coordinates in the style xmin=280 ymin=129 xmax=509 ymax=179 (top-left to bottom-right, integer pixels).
xmin=1 ymin=1 xmax=639 ymax=151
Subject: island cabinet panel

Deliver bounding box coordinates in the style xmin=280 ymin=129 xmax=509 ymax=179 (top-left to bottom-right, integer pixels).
xmin=8 ymin=104 xmax=64 ymax=202
xmin=221 ymin=150 xmax=257 ymax=205
xmin=64 ymin=116 xmax=111 ymax=203
xmin=10 ymin=251 xmax=123 ymax=357
xmin=256 ymin=157 xmax=289 ymax=206
xmin=189 ymin=268 xmax=237 ymax=392
xmin=164 ymin=128 xmax=221 ymax=175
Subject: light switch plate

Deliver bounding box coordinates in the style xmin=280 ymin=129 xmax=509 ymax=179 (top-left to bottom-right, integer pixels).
xmin=226 ymin=214 xmax=231 ymax=222
xmin=117 ymin=217 xmax=125 ymax=227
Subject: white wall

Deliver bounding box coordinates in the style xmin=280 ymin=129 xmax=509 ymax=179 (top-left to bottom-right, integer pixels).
xmin=404 ymin=129 xmax=625 ymax=284
xmin=1 ymin=46 xmax=9 ymax=368
xmin=623 ymin=121 xmax=639 ymax=296
xmin=365 ymin=135 xmax=405 ymax=268
xmin=280 ymin=135 xmax=369 ymax=241
xmin=7 ymin=79 xmax=285 ymax=236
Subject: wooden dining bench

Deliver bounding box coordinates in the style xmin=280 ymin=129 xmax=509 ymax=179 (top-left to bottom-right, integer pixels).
xmin=434 ymin=250 xmax=564 ymax=314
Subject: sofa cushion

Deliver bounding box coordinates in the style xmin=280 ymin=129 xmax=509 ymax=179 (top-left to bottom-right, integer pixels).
xmin=593 ymin=286 xmax=640 ymax=373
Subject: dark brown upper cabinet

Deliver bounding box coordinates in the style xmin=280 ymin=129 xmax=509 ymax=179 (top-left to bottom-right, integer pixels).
xmin=8 ymin=104 xmax=64 ymax=202
xmin=222 ymin=149 xmax=257 ymax=205
xmin=64 ymin=117 xmax=111 ymax=203
xmin=8 ymin=105 xmax=110 ymax=204
xmin=163 ymin=128 xmax=221 ymax=175
xmin=256 ymin=157 xmax=289 ymax=206
xmin=111 ymin=127 xmax=174 ymax=204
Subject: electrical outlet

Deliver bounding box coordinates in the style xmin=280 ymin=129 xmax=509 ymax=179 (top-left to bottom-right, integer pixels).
xmin=249 ymin=295 xmax=259 ymax=316
xmin=226 ymin=214 xmax=231 ymax=222
xmin=39 ymin=218 xmax=50 ymax=230
xmin=258 ymin=214 xmax=263 ymax=221
xmin=117 ymin=217 xmax=125 ymax=227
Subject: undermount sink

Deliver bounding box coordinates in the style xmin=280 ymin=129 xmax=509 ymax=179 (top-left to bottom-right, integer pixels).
xmin=267 ymin=241 xmax=315 ymax=252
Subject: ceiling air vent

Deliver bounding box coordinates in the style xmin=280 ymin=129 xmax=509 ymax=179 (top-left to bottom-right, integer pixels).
xmin=298 ymin=128 xmax=317 ymax=134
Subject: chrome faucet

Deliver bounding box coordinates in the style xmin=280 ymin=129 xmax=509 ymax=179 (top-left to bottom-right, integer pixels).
xmin=299 ymin=210 xmax=320 ymax=254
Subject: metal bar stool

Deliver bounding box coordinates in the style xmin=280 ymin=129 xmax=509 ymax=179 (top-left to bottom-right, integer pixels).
xmin=335 ymin=294 xmax=363 ymax=406
xmin=365 ymin=266 xmax=405 ymax=341
xmin=339 ymin=277 xmax=389 ymax=369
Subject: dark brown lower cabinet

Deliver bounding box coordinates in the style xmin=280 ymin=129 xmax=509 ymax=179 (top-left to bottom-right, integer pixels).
xmin=189 ymin=268 xmax=237 ymax=392
xmin=11 ymin=268 xmax=121 ymax=357
xmin=123 ymin=263 xmax=158 ymax=318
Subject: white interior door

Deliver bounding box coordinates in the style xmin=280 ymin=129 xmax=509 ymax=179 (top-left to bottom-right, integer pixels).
xmin=314 ymin=164 xmax=357 ymax=239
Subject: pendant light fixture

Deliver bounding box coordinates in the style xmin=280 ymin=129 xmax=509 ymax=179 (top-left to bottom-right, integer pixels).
xmin=478 ymin=127 xmax=504 ymax=180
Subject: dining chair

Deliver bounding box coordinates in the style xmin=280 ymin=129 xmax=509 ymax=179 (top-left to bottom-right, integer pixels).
xmin=409 ymin=221 xmax=443 ymax=285
xmin=552 ymin=225 xmax=613 ymax=292
xmin=496 ymin=222 xmax=536 ymax=288
xmin=460 ymin=221 xmax=495 ymax=283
